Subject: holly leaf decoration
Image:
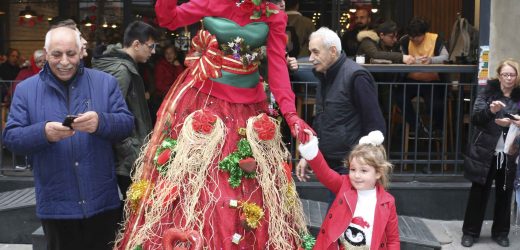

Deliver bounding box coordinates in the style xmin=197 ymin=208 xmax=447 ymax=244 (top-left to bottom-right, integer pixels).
xmin=251 ymin=11 xmax=261 ymax=20
xmin=266 ymin=7 xmax=279 ymax=17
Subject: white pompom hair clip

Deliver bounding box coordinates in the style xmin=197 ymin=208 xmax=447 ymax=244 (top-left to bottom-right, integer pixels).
xmin=358 ymin=130 xmax=384 ymax=146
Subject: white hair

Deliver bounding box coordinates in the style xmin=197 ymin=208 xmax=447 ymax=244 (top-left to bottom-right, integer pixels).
xmin=309 ymin=27 xmax=342 ymax=52
xmin=44 ymin=27 xmax=82 ymax=51
xmin=33 ymin=49 xmax=44 ymax=59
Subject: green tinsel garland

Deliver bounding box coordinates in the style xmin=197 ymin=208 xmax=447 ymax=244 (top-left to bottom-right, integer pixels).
xmin=154 ymin=137 xmax=177 ymax=176
xmin=219 ymin=138 xmax=256 ymax=188
xmin=301 ymin=233 xmax=316 ymax=250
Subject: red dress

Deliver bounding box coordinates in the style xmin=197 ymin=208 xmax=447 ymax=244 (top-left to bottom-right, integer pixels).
xmin=115 ymin=0 xmax=310 ymax=249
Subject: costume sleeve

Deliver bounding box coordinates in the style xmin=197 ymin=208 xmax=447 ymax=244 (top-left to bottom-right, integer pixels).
xmin=351 ymin=73 xmax=387 ymax=135
xmin=307 ymin=151 xmax=345 ymax=194
xmin=265 ymin=13 xmax=297 ymax=115
xmin=385 ymin=201 xmax=401 ymax=250
xmin=155 ymin=0 xmax=224 ymax=30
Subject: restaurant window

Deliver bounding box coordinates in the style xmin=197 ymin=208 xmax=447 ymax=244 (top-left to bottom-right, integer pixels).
xmin=78 ymin=0 xmax=124 ymax=46
xmin=297 ymin=0 xmax=474 ymax=43
xmin=6 ymin=0 xmax=59 ymax=61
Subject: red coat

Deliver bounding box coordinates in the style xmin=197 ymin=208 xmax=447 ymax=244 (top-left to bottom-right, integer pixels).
xmin=307 ymin=152 xmax=400 ymax=250
xmin=154 ymin=58 xmax=184 ymax=96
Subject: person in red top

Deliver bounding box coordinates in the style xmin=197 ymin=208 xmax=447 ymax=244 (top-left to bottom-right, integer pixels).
xmin=114 ymin=0 xmax=314 ymax=249
xmin=299 ymin=130 xmax=400 ymax=250
xmin=10 ymin=49 xmax=46 ymax=100
xmin=154 ymin=45 xmax=184 ymax=97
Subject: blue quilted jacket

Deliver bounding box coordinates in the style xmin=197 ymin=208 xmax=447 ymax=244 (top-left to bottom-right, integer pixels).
xmin=3 ymin=63 xmax=134 ymax=219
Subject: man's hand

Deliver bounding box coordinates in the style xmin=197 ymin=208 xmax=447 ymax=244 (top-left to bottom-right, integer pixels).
xmin=71 ymin=111 xmax=99 ymax=133
xmin=416 ymin=56 xmax=432 ymax=64
xmin=402 ymin=55 xmax=415 ymax=64
xmin=45 ymin=122 xmax=75 ymax=142
xmin=296 ymin=158 xmax=312 ymax=182
xmin=287 ymin=56 xmax=299 ymax=71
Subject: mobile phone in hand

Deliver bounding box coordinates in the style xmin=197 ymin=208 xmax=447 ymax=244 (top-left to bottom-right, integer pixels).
xmin=62 ymin=115 xmax=78 ymax=129
xmin=504 ymin=113 xmax=519 ymax=121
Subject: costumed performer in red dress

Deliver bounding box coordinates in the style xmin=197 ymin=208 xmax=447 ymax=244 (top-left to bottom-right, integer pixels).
xmin=114 ymin=0 xmax=316 ymax=249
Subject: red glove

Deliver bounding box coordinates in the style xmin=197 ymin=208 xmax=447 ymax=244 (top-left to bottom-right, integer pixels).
xmin=284 ymin=112 xmax=315 ymax=144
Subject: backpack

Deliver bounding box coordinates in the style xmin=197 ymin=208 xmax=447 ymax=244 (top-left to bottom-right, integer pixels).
xmin=449 ymin=17 xmax=479 ymax=64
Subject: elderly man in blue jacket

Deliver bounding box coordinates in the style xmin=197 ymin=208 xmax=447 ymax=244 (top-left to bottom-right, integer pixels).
xmin=3 ymin=27 xmax=134 ymax=250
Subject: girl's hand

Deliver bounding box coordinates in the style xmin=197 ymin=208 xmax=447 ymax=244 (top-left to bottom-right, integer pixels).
xmin=298 ymin=129 xmax=318 ymax=160
xmin=297 ymin=129 xmax=317 ymax=182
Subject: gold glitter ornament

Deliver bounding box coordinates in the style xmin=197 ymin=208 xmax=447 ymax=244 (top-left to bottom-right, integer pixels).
xmin=127 ymin=180 xmax=151 ymax=212
xmin=239 ymin=201 xmax=264 ymax=229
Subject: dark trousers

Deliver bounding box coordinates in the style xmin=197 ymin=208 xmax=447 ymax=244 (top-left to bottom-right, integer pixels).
xmin=41 ymin=208 xmax=121 ymax=250
xmin=462 ymin=155 xmax=516 ymax=238
xmin=117 ymin=174 xmax=132 ymax=200
xmin=394 ymin=83 xmax=446 ymax=130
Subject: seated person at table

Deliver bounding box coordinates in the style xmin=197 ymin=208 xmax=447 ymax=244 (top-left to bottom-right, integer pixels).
xmin=357 ymin=20 xmax=415 ymax=65
xmin=395 ymin=17 xmax=448 ymax=137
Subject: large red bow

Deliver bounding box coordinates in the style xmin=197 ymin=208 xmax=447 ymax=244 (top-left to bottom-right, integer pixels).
xmin=184 ymin=30 xmax=223 ymax=81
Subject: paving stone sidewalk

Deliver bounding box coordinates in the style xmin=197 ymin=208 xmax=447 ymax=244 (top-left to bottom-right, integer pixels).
xmin=2 ymin=219 xmax=520 ymax=249
xmin=423 ymin=219 xmax=520 ymax=249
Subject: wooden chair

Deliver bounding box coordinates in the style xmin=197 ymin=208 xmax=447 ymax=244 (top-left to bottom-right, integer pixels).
xmin=390 ymin=98 xmax=450 ymax=170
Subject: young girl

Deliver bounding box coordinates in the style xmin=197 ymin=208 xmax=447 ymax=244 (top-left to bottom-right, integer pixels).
xmin=299 ymin=130 xmax=400 ymax=250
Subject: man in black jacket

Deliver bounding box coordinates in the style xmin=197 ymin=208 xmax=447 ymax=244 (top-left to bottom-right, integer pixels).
xmin=296 ymin=27 xmax=386 ymax=181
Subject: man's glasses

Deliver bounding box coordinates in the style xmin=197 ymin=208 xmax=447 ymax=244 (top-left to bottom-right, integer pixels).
xmin=384 ymin=33 xmax=397 ymax=40
xmin=144 ymin=43 xmax=158 ymax=50
xmin=500 ymin=73 xmax=517 ymax=78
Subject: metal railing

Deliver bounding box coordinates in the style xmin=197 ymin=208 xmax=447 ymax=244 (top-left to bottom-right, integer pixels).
xmin=1 ymin=74 xmax=479 ymax=178
xmin=289 ymin=65 xmax=478 ymax=178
